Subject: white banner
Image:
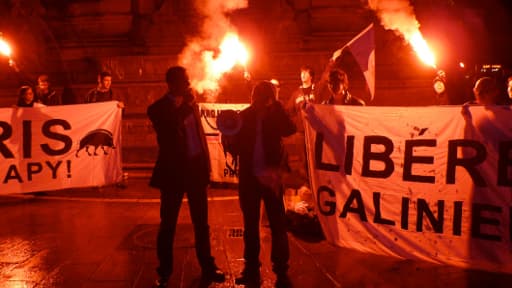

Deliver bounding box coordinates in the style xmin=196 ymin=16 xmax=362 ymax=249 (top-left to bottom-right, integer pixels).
xmin=199 ymin=103 xmax=249 ymax=184
xmin=0 ymin=102 xmax=123 ymax=194
xmin=303 ymin=104 xmax=512 ymax=273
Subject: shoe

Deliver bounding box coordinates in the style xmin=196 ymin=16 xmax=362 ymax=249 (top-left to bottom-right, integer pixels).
xmin=275 ymin=274 xmax=292 ymax=288
xmin=154 ymin=277 xmax=168 ymax=288
xmin=201 ymin=267 xmax=225 ymax=283
xmin=235 ymin=271 xmax=261 ymax=286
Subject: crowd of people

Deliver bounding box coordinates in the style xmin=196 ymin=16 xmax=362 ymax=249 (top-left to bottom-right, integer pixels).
xmin=146 ymin=63 xmax=420 ymax=287
xmin=13 ymin=71 xmax=125 ymax=108
xmin=10 ymin=63 xmax=512 ymax=288
xmin=147 ymin=64 xmax=512 ymax=288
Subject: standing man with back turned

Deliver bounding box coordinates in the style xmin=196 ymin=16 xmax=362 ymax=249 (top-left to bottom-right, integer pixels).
xmin=147 ymin=66 xmax=225 ymax=288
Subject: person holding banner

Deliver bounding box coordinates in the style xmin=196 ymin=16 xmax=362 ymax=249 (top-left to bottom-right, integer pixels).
xmin=34 ymin=74 xmax=60 ymax=105
xmin=84 ymin=71 xmax=125 ymax=108
xmin=233 ymin=81 xmax=296 ymax=287
xmin=469 ymin=76 xmax=500 ymax=105
xmin=147 ymin=66 xmax=225 ymax=288
xmin=285 ymin=66 xmax=316 ymax=186
xmin=288 ymin=65 xmax=316 ymax=113
xmin=323 ymin=68 xmax=365 ymax=106
xmin=504 ymin=75 xmax=512 ymax=104
xmin=16 ymin=85 xmax=36 ymax=107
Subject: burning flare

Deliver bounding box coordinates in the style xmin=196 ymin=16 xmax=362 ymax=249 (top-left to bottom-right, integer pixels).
xmin=409 ymin=31 xmax=436 ymax=68
xmin=207 ymin=32 xmax=249 ymax=76
xmin=0 ymin=38 xmax=12 ymax=58
xmin=369 ymin=0 xmax=437 ymax=68
xmin=178 ymin=0 xmax=249 ymax=100
xmin=189 ymin=32 xmax=250 ymax=95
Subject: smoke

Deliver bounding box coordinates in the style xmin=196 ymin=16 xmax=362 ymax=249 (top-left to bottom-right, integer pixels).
xmin=368 ymin=0 xmax=419 ymax=39
xmin=178 ymin=0 xmax=248 ymax=100
xmin=368 ymin=0 xmax=436 ymax=67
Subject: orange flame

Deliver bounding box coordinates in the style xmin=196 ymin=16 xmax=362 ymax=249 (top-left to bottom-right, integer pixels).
xmin=193 ymin=32 xmax=249 ymax=94
xmin=0 ymin=38 xmax=12 ymax=58
xmin=368 ymin=0 xmax=437 ymax=69
xmin=215 ymin=32 xmax=249 ymax=70
xmin=409 ymin=31 xmax=436 ymax=68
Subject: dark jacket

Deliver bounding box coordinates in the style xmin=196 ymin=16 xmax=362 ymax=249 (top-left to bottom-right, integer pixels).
xmin=147 ymin=95 xmax=210 ymax=189
xmin=235 ymin=101 xmax=296 ymax=180
xmin=323 ymin=91 xmax=365 ymax=106
xmin=36 ymin=89 xmax=61 ymax=106
xmin=17 ymin=98 xmax=34 ymax=107
xmin=84 ymin=88 xmax=114 ymax=103
xmin=287 ymin=85 xmax=316 ymax=132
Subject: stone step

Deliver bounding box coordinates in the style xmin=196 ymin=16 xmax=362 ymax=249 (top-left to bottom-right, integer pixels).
xmin=122 ymin=163 xmax=153 ymax=178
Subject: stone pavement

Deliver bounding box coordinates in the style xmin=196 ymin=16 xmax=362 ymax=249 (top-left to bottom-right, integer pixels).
xmin=0 ymin=177 xmax=511 ymax=288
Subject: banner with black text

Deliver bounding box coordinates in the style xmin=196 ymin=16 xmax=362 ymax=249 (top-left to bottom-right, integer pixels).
xmin=303 ymin=104 xmax=512 ymax=273
xmin=0 ymin=101 xmax=122 ymax=194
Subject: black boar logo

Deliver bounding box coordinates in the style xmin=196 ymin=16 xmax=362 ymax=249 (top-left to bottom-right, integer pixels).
xmin=76 ymin=129 xmax=116 ymax=157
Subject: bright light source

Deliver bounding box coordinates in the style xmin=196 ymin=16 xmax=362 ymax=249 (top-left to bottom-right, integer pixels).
xmin=194 ymin=32 xmax=251 ymax=93
xmin=0 ymin=37 xmax=12 ymax=57
xmin=409 ymin=31 xmax=436 ymax=68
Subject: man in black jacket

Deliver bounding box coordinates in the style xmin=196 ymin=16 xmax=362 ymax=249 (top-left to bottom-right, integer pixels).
xmin=85 ymin=71 xmax=125 ymax=108
xmin=233 ymin=81 xmax=296 ymax=288
xmin=35 ymin=74 xmax=61 ymax=105
xmin=323 ymin=68 xmax=365 ymax=106
xmin=147 ymin=66 xmax=225 ymax=287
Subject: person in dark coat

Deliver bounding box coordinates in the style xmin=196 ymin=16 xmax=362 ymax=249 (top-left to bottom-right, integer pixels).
xmin=233 ymin=81 xmax=296 ymax=288
xmin=85 ymin=71 xmax=125 ymax=108
xmin=323 ymin=68 xmax=365 ymax=106
xmin=35 ymin=74 xmax=61 ymax=106
xmin=147 ymin=66 xmax=225 ymax=288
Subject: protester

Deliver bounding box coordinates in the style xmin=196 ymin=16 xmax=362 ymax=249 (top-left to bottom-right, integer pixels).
xmin=16 ymin=85 xmax=36 ymax=107
xmin=288 ymin=65 xmax=316 ymax=117
xmin=284 ymin=65 xmax=316 ymax=205
xmin=84 ymin=71 xmax=125 ymax=108
xmin=506 ymin=75 xmax=512 ymax=104
xmin=323 ymin=68 xmax=365 ymax=105
xmin=469 ymin=76 xmax=500 ymax=105
xmin=147 ymin=66 xmax=225 ymax=288
xmin=232 ymin=81 xmax=296 ymax=287
xmin=35 ymin=74 xmax=61 ymax=105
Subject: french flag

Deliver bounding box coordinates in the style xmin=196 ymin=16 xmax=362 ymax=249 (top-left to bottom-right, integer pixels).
xmin=332 ymin=24 xmax=375 ymax=101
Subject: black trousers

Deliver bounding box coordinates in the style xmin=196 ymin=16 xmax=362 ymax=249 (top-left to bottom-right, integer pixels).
xmin=156 ymin=177 xmax=214 ymax=278
xmin=238 ymin=174 xmax=289 ymax=275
